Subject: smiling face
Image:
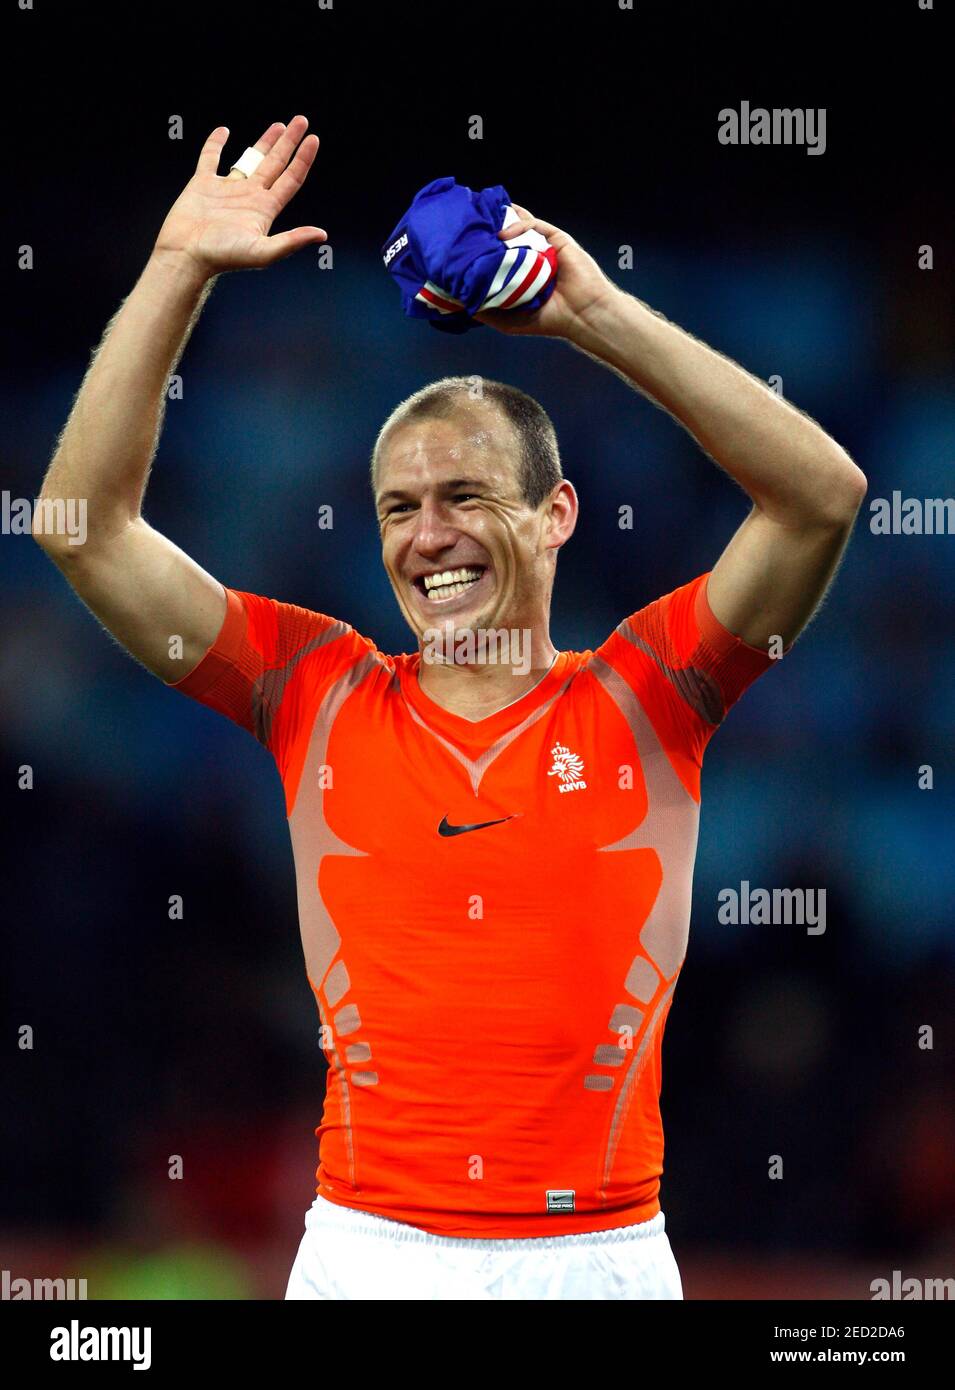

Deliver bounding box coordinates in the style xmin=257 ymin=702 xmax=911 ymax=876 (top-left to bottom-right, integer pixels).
xmin=374 ymin=401 xmax=574 ymax=646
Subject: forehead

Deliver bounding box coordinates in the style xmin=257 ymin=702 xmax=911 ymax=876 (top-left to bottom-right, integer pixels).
xmin=376 ymin=405 xmax=519 ymax=494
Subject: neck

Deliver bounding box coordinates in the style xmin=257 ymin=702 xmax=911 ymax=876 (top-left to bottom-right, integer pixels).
xmin=416 ymin=627 xmax=559 ymax=721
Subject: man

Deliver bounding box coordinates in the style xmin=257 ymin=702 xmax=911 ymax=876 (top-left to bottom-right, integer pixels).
xmin=35 ymin=116 xmax=866 ymax=1300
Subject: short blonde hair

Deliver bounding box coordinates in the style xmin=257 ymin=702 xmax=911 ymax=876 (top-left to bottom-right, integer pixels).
xmin=371 ymin=376 xmax=562 ymax=508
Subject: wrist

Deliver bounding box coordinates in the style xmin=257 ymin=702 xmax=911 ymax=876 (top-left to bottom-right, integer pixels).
xmin=148 ymin=244 xmax=215 ymax=293
xmin=567 ymin=282 xmax=631 ymax=349
xmin=570 ymin=285 xmax=654 ymax=360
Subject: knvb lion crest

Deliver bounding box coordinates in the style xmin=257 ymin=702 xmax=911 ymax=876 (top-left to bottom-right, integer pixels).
xmin=548 ymin=742 xmax=587 ymax=793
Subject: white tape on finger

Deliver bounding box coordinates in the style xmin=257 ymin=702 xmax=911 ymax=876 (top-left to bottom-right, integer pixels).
xmin=230 ymin=146 xmax=266 ymax=178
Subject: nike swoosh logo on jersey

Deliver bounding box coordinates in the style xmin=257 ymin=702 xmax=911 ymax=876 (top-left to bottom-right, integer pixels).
xmin=438 ymin=814 xmax=516 ymax=837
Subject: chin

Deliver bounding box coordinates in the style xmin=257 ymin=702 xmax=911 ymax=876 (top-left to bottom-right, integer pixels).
xmin=456 ymin=604 xmax=497 ymax=634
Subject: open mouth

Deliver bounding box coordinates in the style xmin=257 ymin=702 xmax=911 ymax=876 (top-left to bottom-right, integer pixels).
xmin=412 ymin=566 xmax=490 ymax=605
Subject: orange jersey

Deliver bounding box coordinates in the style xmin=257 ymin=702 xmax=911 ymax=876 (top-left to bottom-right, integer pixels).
xmin=169 ymin=572 xmax=774 ymax=1237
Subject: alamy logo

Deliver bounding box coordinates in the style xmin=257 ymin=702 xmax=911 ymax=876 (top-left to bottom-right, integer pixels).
xmin=2 ymin=491 xmax=87 ymax=546
xmin=50 ymin=1320 xmax=151 ymax=1370
xmin=383 ymin=231 xmax=408 ymax=266
xmin=548 ymin=742 xmax=587 ymax=793
xmin=718 ymin=881 xmax=826 ymax=935
xmin=870 ymin=1271 xmax=954 ymax=1300
xmin=718 ymin=101 xmax=827 ymax=156
xmin=421 ymin=623 xmax=531 ymax=675
xmin=869 ymin=491 xmax=955 ymax=534
xmin=2 ymin=1269 xmax=87 ymax=1300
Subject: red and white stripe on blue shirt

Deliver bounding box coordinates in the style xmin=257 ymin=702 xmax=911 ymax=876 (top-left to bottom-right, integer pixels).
xmin=414 ymin=207 xmax=557 ymax=317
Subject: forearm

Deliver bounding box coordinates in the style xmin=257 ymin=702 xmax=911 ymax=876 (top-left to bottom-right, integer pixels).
xmin=571 ymin=288 xmax=865 ymax=526
xmin=37 ymin=249 xmax=215 ymax=551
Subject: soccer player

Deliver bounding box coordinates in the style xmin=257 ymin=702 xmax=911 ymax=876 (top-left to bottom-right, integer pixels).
xmin=34 ymin=117 xmax=866 ymax=1300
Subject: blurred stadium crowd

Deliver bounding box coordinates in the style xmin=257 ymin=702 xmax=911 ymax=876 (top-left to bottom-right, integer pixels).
xmin=4 ymin=0 xmax=952 ymax=1299
xmin=4 ymin=228 xmax=952 ymax=1296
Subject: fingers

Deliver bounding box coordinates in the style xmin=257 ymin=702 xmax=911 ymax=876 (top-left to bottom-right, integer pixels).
xmin=255 ymin=115 xmax=312 ymax=188
xmin=223 ymin=118 xmax=288 ymax=182
xmin=270 ymin=133 xmax=320 ymax=208
xmin=196 ymin=126 xmax=230 ymax=176
xmin=500 ymin=203 xmax=565 ymax=241
xmin=473 ymin=305 xmax=538 ymax=335
xmin=254 ymin=225 xmax=328 ymax=267
xmin=218 ymin=116 xmax=317 ymax=193
xmin=499 ymin=203 xmax=534 ymax=239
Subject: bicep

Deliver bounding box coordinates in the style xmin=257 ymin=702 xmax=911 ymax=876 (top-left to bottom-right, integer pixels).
xmin=707 ymin=503 xmax=857 ymax=650
xmin=43 ymin=517 xmax=226 ymax=682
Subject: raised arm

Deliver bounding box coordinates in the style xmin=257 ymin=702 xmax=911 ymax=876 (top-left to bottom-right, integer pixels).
xmin=33 ymin=117 xmax=326 ymax=682
xmin=478 ymin=207 xmax=867 ymax=649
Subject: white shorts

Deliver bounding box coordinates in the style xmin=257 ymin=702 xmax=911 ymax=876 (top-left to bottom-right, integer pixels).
xmin=285 ymin=1194 xmax=683 ymax=1300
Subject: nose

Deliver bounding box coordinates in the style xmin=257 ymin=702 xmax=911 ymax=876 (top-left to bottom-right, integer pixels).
xmin=410 ymin=497 xmax=460 ymax=558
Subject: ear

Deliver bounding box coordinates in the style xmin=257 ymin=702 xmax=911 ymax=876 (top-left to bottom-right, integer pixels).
xmin=543 ymin=480 xmax=578 ymax=551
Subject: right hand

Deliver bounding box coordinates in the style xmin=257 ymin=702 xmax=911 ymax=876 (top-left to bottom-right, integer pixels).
xmin=153 ymin=116 xmax=327 ymax=275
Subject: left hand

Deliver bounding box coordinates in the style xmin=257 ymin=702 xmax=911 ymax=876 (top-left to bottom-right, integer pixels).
xmin=154 ymin=117 xmax=327 ymax=276
xmin=474 ymin=203 xmax=618 ymax=339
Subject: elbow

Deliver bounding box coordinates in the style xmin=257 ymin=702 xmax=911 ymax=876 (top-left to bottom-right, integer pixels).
xmin=33 ymin=529 xmax=79 ymax=572
xmin=31 ymin=493 xmax=90 ymax=561
xmin=843 ymin=459 xmax=868 ymax=505
xmin=814 ymin=454 xmax=868 ymax=528
xmin=31 ymin=509 xmax=61 ymax=555
xmin=839 ymin=459 xmax=868 ymax=520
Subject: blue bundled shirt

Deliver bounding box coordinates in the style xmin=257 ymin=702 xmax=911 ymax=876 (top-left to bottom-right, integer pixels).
xmin=382 ymin=177 xmax=558 ymax=333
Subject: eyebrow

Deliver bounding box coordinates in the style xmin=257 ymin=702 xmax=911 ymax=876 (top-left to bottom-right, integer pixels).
xmin=376 ymin=478 xmax=487 ymax=506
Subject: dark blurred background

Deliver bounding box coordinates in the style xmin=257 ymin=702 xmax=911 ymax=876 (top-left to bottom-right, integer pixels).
xmin=3 ymin=0 xmax=953 ymax=1298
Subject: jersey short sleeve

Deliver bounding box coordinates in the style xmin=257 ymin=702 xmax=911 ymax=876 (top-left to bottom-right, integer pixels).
xmin=593 ymin=571 xmax=776 ymax=767
xmin=165 ymin=586 xmax=381 ymax=775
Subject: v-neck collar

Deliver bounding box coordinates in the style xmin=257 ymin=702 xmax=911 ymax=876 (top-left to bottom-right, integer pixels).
xmin=398 ymin=650 xmax=574 ymax=747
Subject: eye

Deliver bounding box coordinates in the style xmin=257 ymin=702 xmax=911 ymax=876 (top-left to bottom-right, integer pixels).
xmin=386 ymin=502 xmax=414 ymax=515
xmin=452 ymin=493 xmax=478 ymax=504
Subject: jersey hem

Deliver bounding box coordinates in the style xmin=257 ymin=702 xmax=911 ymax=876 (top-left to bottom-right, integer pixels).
xmin=165 ymin=586 xmax=246 ymax=697
xmin=313 ymin=1186 xmax=663 ymax=1240
xmin=696 ymin=573 xmax=773 ymax=660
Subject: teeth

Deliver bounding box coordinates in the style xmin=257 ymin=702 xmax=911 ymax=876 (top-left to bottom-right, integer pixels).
xmin=419 ymin=568 xmax=485 ymax=602
xmin=428 ymin=580 xmax=474 ymax=601
xmin=423 ymin=568 xmax=483 ymax=592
